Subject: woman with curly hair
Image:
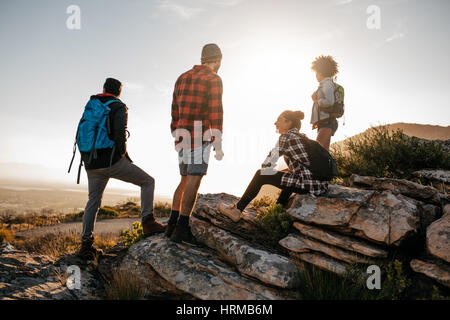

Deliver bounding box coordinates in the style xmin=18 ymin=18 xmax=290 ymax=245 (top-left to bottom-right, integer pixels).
xmin=310 ymin=55 xmax=340 ymax=151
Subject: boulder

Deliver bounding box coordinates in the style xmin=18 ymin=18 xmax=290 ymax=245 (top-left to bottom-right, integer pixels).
xmin=190 ymin=216 xmax=301 ymax=289
xmin=350 ymin=174 xmax=441 ymax=205
xmin=192 ymin=193 xmax=262 ymax=242
xmin=279 ymin=233 xmax=377 ymax=264
xmin=287 ymin=185 xmax=374 ymax=228
xmin=288 ymin=185 xmax=421 ymax=246
xmin=426 ymin=205 xmax=450 ymax=263
xmin=292 ymin=222 xmax=388 ymax=258
xmin=288 ymin=252 xmax=348 ymax=275
xmin=410 ymin=259 xmax=450 ymax=288
xmin=412 ymin=169 xmax=450 ymax=185
xmin=122 ymin=235 xmax=298 ymax=300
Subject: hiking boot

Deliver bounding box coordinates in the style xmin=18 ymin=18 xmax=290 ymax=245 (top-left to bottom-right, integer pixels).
xmin=170 ymin=225 xmax=201 ymax=246
xmin=165 ymin=223 xmax=176 ymax=238
xmin=217 ymin=202 xmax=242 ymax=222
xmin=142 ymin=218 xmax=167 ymax=237
xmin=78 ymin=237 xmax=103 ymax=260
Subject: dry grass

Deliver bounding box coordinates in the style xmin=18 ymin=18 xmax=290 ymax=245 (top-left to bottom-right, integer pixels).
xmin=10 ymin=231 xmax=120 ymax=257
xmin=0 ymin=228 xmax=14 ymax=242
xmin=104 ymin=269 xmax=148 ymax=300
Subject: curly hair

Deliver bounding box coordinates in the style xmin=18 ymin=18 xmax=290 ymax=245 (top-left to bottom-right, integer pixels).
xmin=311 ymin=55 xmax=339 ymax=77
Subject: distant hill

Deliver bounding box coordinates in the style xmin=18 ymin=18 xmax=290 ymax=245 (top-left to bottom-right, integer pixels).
xmin=384 ymin=123 xmax=450 ymax=141
xmin=331 ymin=123 xmax=450 ymax=151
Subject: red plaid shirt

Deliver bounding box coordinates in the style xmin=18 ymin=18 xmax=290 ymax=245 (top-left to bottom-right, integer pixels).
xmin=262 ymin=128 xmax=328 ymax=195
xmin=171 ymin=65 xmax=223 ymax=150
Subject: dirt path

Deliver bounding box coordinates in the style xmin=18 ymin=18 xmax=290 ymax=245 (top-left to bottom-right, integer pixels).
xmin=14 ymin=217 xmax=168 ymax=239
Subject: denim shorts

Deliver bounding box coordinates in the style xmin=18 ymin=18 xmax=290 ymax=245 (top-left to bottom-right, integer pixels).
xmin=178 ymin=142 xmax=212 ymax=176
xmin=318 ymin=118 xmax=338 ymax=136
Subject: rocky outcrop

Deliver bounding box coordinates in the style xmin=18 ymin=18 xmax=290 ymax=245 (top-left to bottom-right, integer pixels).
xmin=1 ymin=174 xmax=448 ymax=299
xmin=287 ymin=184 xmax=423 ymax=246
xmin=413 ymin=169 xmax=450 ymax=185
xmin=426 ymin=205 xmax=450 ymax=263
xmin=0 ymin=242 xmax=99 ymax=300
xmin=410 ymin=259 xmax=450 ymax=288
xmin=349 ymin=174 xmax=442 ymax=205
xmin=190 ymin=216 xmax=300 ymax=289
xmin=121 ymin=235 xmax=298 ymax=300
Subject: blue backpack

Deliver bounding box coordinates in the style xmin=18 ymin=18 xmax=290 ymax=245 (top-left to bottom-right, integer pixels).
xmin=68 ymin=98 xmax=118 ymax=183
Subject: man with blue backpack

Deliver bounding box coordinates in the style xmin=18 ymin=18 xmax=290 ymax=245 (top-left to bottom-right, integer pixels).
xmin=69 ymin=78 xmax=166 ymax=259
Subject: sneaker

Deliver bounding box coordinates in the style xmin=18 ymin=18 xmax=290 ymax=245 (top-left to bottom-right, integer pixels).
xmin=78 ymin=238 xmax=103 ymax=260
xmin=170 ymin=225 xmax=201 ymax=246
xmin=142 ymin=219 xmax=167 ymax=238
xmin=165 ymin=223 xmax=176 ymax=238
xmin=217 ymin=202 xmax=242 ymax=222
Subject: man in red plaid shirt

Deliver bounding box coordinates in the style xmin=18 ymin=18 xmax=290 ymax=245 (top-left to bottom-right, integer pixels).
xmin=167 ymin=43 xmax=224 ymax=244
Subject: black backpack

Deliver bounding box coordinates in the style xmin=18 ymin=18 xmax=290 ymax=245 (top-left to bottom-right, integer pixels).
xmin=298 ymin=135 xmax=338 ymax=181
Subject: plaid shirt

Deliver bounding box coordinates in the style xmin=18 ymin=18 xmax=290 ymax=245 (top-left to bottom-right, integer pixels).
xmin=262 ymin=128 xmax=328 ymax=195
xmin=171 ymin=65 xmax=223 ymax=150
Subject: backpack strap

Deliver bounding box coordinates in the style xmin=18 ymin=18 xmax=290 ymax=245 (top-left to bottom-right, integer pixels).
xmin=103 ymin=99 xmax=119 ymax=107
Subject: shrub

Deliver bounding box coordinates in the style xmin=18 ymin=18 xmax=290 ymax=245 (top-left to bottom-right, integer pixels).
xmin=331 ymin=125 xmax=450 ymax=180
xmin=250 ymin=195 xmax=275 ymax=209
xmin=120 ymin=222 xmax=145 ymax=248
xmin=104 ymin=269 xmax=148 ymax=300
xmin=376 ymin=259 xmax=412 ymax=300
xmin=255 ymin=204 xmax=294 ymax=247
xmin=0 ymin=228 xmax=14 ymax=243
xmin=296 ymin=263 xmax=372 ymax=300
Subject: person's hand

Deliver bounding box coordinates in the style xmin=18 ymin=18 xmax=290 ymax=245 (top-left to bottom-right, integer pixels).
xmin=215 ymin=149 xmax=224 ymax=161
xmin=312 ymin=91 xmax=318 ymax=102
xmin=120 ymin=153 xmax=125 ymax=158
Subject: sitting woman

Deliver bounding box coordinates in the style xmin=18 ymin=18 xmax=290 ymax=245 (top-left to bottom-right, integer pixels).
xmin=218 ymin=109 xmax=329 ymax=222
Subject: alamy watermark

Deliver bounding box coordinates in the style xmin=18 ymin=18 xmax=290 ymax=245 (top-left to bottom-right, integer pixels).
xmin=66 ymin=265 xmax=81 ymax=290
xmin=366 ymin=5 xmax=381 ymax=30
xmin=66 ymin=5 xmax=81 ymax=30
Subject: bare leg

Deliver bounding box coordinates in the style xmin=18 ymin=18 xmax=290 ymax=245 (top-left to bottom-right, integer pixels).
xmin=172 ymin=175 xmax=187 ymax=212
xmin=180 ymin=175 xmax=203 ymax=217
xmin=316 ymin=127 xmax=332 ymax=151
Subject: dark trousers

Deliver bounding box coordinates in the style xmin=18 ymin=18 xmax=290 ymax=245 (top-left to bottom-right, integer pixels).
xmin=236 ymin=169 xmax=307 ymax=211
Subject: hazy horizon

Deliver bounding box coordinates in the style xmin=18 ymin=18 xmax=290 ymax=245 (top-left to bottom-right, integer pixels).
xmin=1 ymin=0 xmax=449 ymax=197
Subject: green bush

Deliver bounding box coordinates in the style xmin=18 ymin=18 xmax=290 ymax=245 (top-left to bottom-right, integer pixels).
xmin=296 ymin=259 xmax=414 ymax=300
xmin=331 ymin=125 xmax=450 ymax=180
xmin=377 ymin=259 xmax=412 ymax=300
xmin=256 ymin=204 xmax=294 ymax=247
xmin=120 ymin=221 xmax=145 ymax=248
xmin=250 ymin=196 xmax=275 ymax=209
xmin=296 ymin=263 xmax=372 ymax=300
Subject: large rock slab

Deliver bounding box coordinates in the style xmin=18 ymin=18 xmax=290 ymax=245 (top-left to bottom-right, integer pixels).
xmin=293 ymin=222 xmax=388 ymax=258
xmin=192 ymin=193 xmax=262 ymax=241
xmin=190 ymin=217 xmax=300 ymax=289
xmin=426 ymin=205 xmax=450 ymax=263
xmin=289 ymin=252 xmax=348 ymax=275
xmin=122 ymin=235 xmax=297 ymax=300
xmin=288 ymin=185 xmax=421 ymax=246
xmin=350 ymin=174 xmax=441 ymax=205
xmin=349 ymin=192 xmax=420 ymax=246
xmin=287 ymin=185 xmax=374 ymax=228
xmin=410 ymin=259 xmax=450 ymax=288
xmin=279 ymin=233 xmax=376 ymax=264
xmin=413 ymin=169 xmax=450 ymax=185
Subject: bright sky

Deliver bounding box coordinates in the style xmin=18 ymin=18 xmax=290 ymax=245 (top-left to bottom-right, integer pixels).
xmin=1 ymin=0 xmax=449 ymax=198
